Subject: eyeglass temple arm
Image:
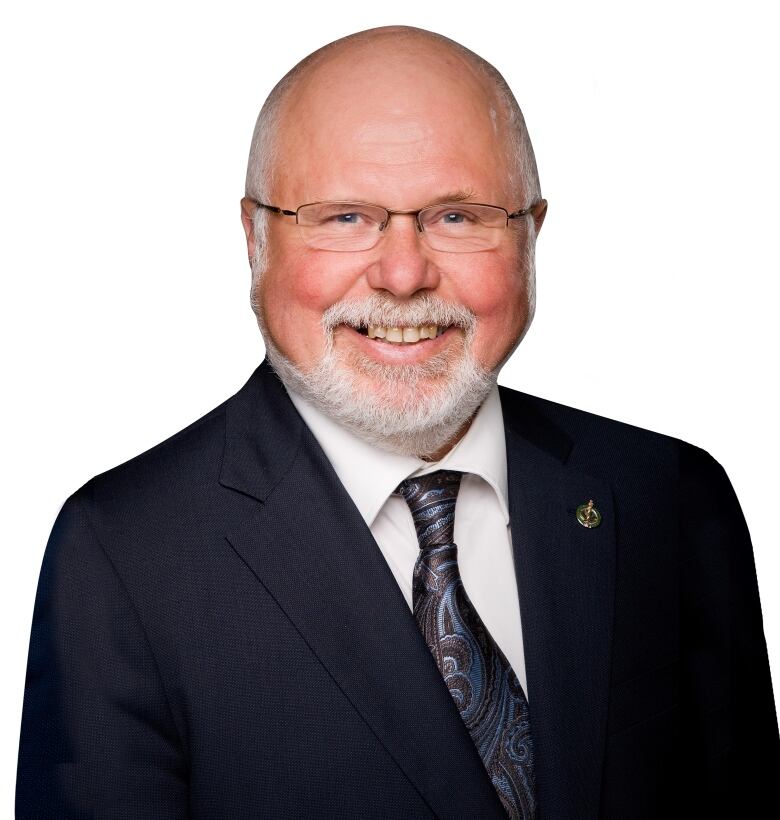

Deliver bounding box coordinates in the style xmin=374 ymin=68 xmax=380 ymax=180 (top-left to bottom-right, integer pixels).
xmin=250 ymin=200 xmax=297 ymax=217
xmin=507 ymin=199 xmax=548 ymax=220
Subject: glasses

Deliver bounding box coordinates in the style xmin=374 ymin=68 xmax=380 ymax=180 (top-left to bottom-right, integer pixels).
xmin=246 ymin=198 xmax=547 ymax=253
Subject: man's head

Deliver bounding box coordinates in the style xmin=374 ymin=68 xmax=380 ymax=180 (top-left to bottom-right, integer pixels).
xmin=240 ymin=25 xmax=546 ymax=459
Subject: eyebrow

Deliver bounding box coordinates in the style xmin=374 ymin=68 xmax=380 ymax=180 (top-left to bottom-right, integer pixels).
xmin=306 ymin=189 xmax=478 ymax=208
xmin=423 ymin=189 xmax=476 ymax=206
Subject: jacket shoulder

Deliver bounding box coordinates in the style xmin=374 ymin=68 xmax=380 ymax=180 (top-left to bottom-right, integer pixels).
xmin=72 ymin=393 xmax=232 ymax=510
xmin=497 ymin=383 xmax=713 ymax=476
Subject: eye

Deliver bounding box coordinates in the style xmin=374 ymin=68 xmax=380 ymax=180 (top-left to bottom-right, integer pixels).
xmin=313 ymin=206 xmax=379 ymax=228
xmin=331 ymin=211 xmax=363 ymax=224
xmin=425 ymin=206 xmax=479 ymax=228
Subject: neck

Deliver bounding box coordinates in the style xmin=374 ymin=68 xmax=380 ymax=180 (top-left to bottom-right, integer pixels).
xmin=420 ymin=415 xmax=475 ymax=462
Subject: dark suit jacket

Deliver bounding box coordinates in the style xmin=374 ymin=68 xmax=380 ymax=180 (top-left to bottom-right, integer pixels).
xmin=16 ymin=359 xmax=780 ymax=818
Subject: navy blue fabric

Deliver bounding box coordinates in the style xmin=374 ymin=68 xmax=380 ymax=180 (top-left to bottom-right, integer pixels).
xmin=16 ymin=359 xmax=780 ymax=818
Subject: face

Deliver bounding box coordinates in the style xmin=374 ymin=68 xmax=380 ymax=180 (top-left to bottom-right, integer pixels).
xmin=242 ymin=42 xmax=546 ymax=457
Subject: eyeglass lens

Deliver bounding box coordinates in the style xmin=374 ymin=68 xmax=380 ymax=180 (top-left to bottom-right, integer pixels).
xmin=295 ymin=202 xmax=510 ymax=252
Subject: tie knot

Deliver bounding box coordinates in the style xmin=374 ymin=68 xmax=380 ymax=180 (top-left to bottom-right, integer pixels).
xmin=396 ymin=470 xmax=462 ymax=548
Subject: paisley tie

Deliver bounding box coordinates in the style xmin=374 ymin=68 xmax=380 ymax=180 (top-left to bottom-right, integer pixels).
xmin=396 ymin=470 xmax=536 ymax=820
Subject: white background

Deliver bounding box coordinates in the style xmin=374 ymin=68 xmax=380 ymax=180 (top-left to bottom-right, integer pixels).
xmin=2 ymin=0 xmax=778 ymax=808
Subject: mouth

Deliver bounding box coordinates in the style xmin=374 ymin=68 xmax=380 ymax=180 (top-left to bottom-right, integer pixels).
xmin=333 ymin=320 xmax=464 ymax=368
xmin=351 ymin=324 xmax=449 ymax=344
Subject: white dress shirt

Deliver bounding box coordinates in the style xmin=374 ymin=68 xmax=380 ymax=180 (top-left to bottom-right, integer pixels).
xmin=287 ymin=384 xmax=529 ymax=699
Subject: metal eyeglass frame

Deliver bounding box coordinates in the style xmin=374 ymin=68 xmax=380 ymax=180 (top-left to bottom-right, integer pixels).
xmin=245 ymin=198 xmax=548 ymax=234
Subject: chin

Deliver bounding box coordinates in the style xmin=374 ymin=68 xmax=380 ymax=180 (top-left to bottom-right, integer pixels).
xmin=264 ymin=333 xmax=496 ymax=458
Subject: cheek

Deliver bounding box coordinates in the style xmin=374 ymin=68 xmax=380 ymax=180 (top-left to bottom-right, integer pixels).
xmin=258 ymin=246 xmax=371 ymax=365
xmin=454 ymin=251 xmax=527 ymax=321
xmin=451 ymin=252 xmax=529 ymax=364
xmin=263 ymin=248 xmax=357 ymax=317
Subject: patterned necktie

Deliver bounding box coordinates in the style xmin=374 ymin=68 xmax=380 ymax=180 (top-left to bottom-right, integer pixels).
xmin=396 ymin=470 xmax=536 ymax=820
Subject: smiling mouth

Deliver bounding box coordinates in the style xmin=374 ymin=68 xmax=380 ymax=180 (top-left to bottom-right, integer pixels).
xmin=351 ymin=324 xmax=449 ymax=344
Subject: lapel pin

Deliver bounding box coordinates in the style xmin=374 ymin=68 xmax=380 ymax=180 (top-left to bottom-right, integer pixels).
xmin=576 ymin=499 xmax=602 ymax=529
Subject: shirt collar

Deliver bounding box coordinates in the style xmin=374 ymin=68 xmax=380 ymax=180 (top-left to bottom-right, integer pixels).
xmin=286 ymin=383 xmax=509 ymax=527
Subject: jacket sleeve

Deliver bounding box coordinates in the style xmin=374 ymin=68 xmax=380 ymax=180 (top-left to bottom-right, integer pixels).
xmin=16 ymin=490 xmax=189 ymax=819
xmin=678 ymin=441 xmax=780 ymax=814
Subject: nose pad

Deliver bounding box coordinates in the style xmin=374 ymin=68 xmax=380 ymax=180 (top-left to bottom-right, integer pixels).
xmin=379 ymin=213 xmax=425 ymax=234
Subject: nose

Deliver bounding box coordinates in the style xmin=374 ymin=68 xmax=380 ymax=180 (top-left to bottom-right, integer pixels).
xmin=364 ymin=212 xmax=441 ymax=298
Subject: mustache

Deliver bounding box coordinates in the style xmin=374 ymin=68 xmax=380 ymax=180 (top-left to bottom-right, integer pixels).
xmin=321 ymin=293 xmax=477 ymax=332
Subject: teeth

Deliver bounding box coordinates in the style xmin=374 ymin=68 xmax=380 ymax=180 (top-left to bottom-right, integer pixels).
xmin=365 ymin=325 xmax=444 ymax=344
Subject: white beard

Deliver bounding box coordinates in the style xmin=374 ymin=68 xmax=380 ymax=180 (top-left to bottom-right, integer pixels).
xmin=257 ymin=291 xmax=497 ymax=459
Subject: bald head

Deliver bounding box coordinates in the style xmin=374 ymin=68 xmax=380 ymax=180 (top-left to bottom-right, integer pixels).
xmin=245 ymin=26 xmax=540 ymax=209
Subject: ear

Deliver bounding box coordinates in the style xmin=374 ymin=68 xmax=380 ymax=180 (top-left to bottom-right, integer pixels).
xmin=240 ymin=197 xmax=258 ymax=264
xmin=532 ymin=199 xmax=548 ymax=236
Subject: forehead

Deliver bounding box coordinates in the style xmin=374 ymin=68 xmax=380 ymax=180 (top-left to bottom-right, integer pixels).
xmin=272 ymin=43 xmax=515 ymax=207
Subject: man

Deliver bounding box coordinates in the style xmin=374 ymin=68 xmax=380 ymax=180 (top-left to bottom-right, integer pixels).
xmin=16 ymin=24 xmax=779 ymax=819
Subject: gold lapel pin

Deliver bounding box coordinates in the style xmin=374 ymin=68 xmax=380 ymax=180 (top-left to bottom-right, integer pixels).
xmin=576 ymin=499 xmax=602 ymax=529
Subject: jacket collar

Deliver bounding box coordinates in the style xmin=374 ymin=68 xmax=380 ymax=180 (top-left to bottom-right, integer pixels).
xmin=220 ymin=360 xmax=574 ymax=503
xmin=219 ymin=359 xmax=304 ymax=503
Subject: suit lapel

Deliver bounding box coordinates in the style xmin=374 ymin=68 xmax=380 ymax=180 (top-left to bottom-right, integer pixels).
xmin=221 ymin=362 xmax=508 ymax=820
xmin=501 ymin=387 xmax=616 ymax=819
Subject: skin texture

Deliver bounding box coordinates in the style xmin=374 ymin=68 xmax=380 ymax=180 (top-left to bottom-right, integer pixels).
xmin=241 ymin=29 xmax=546 ymax=458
